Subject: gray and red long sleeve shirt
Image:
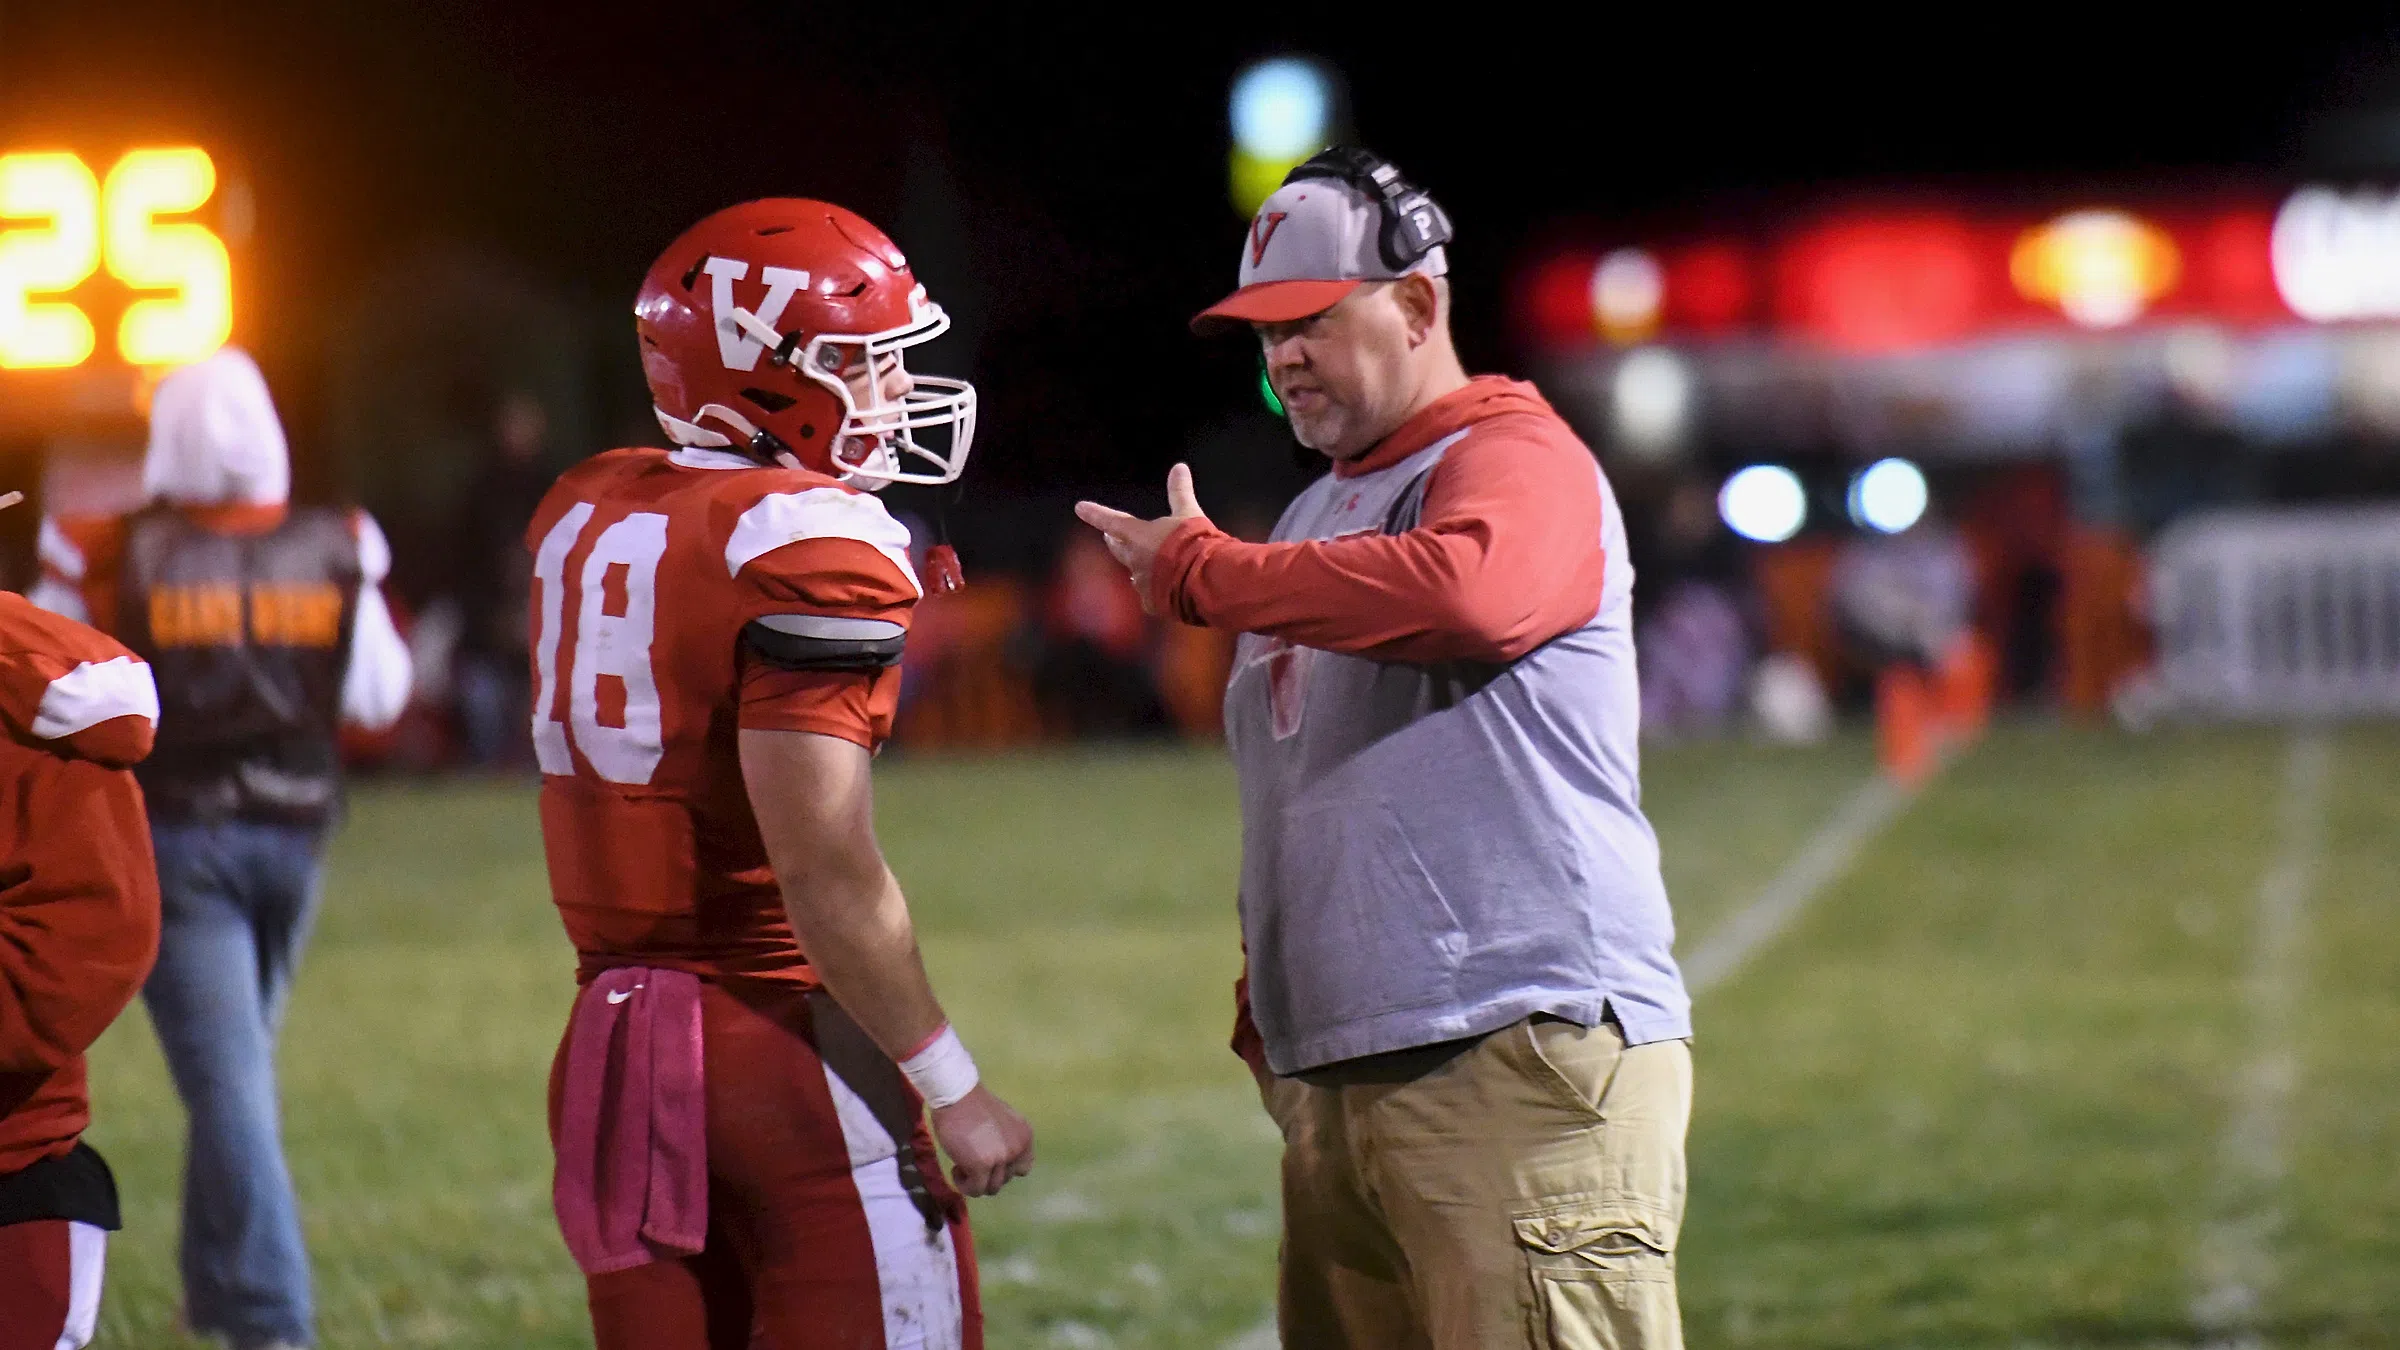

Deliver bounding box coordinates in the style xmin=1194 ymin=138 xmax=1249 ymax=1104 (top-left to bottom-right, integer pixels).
xmin=1155 ymin=377 xmax=1691 ymax=1075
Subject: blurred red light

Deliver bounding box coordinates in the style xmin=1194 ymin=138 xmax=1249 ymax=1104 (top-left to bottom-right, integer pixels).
xmin=1775 ymin=212 xmax=1985 ymax=353
xmin=1521 ymin=250 xmax=1602 ymax=348
xmin=2195 ymin=208 xmax=2283 ymax=322
xmin=1664 ymin=241 xmax=1752 ymax=333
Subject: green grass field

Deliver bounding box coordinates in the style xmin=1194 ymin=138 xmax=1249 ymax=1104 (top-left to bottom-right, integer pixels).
xmin=81 ymin=724 xmax=2400 ymax=1348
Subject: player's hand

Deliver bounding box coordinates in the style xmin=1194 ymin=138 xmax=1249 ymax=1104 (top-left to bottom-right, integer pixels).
xmin=1073 ymin=463 xmax=1209 ymax=616
xmin=930 ymin=1084 xmax=1035 ymax=1198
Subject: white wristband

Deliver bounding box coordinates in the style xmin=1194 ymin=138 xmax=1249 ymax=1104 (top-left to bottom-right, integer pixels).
xmin=900 ymin=1024 xmax=981 ymax=1110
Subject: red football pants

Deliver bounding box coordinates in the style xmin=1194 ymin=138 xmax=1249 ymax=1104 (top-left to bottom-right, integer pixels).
xmin=0 ymin=1219 xmax=105 ymax=1350
xmin=548 ymin=979 xmax=982 ymax=1350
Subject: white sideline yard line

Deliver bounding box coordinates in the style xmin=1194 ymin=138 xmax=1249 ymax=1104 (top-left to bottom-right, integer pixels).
xmin=1683 ymin=767 xmax=1927 ymax=995
xmin=2191 ymin=731 xmax=2331 ymax=1350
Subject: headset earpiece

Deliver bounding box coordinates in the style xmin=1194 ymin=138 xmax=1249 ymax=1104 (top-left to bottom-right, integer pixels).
xmin=1283 ymin=147 xmax=1454 ymax=272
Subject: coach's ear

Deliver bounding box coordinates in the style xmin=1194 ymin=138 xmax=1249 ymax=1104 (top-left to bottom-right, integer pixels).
xmin=1393 ymin=274 xmax=1442 ymax=349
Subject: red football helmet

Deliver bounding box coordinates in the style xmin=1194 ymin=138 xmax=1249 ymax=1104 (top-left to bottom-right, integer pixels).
xmin=632 ymin=199 xmax=976 ymax=486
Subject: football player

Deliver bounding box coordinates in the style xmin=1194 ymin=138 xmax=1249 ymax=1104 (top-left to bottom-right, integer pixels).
xmin=0 ymin=549 xmax=163 ymax=1350
xmin=531 ymin=199 xmax=1031 ymax=1350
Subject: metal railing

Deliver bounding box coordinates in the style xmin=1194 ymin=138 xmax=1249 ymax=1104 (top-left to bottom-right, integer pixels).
xmin=2149 ymin=506 xmax=2400 ymax=719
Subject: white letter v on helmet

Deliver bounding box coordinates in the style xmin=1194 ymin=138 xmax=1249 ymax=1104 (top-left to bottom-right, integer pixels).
xmin=706 ymin=259 xmax=811 ymax=372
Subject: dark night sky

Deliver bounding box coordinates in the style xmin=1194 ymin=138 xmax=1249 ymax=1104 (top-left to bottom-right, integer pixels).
xmin=3 ymin=1 xmax=2395 ymax=511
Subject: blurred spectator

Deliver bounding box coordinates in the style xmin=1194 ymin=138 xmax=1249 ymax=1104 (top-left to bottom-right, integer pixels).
xmin=1960 ymin=465 xmax=2068 ymax=701
xmin=1637 ymin=478 xmax=1752 ymax=736
xmin=450 ymin=393 xmax=552 ymax=767
xmin=30 ymin=350 xmax=411 ymax=1350
xmin=1639 ymin=476 xmax=1748 ymax=599
xmin=1037 ymin=529 xmax=1165 ymax=738
xmin=1830 ymin=508 xmax=1991 ymax=781
xmin=1829 ymin=509 xmax=1974 ymax=673
xmin=1640 ymin=581 xmax=1749 ymax=736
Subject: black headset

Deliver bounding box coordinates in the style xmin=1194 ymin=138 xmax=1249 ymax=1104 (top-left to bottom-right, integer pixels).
xmin=1282 ymin=146 xmax=1454 ymax=272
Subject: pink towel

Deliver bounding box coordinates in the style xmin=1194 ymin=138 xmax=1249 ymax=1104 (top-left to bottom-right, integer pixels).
xmin=552 ymin=966 xmax=707 ymax=1275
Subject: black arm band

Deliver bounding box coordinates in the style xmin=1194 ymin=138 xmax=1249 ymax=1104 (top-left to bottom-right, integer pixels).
xmin=742 ymin=614 xmax=906 ymax=672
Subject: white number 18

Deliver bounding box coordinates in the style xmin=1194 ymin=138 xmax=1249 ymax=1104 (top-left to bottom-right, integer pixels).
xmin=531 ymin=504 xmax=668 ymax=785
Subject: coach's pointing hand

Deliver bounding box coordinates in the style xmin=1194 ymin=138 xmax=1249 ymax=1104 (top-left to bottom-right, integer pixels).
xmin=1075 ymin=463 xmax=1210 ymax=616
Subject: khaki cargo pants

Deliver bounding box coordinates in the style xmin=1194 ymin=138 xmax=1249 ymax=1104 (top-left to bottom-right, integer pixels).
xmin=1262 ymin=1016 xmax=1692 ymax=1350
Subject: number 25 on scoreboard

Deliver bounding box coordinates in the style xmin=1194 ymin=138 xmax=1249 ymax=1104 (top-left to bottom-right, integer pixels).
xmin=0 ymin=147 xmax=233 ymax=370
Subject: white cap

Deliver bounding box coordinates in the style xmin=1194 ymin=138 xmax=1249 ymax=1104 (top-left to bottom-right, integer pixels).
xmin=1192 ymin=173 xmax=1449 ymax=334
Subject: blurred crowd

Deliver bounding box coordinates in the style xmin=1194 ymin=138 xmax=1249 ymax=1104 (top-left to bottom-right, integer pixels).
xmin=359 ymin=393 xmax=1262 ymax=768
xmin=1627 ymin=461 xmax=2143 ymax=757
xmin=327 ymin=387 xmax=2161 ymax=773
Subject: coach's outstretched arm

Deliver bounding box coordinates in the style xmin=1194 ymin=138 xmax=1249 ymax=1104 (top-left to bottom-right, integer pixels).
xmin=740 ymin=726 xmax=1035 ymax=1198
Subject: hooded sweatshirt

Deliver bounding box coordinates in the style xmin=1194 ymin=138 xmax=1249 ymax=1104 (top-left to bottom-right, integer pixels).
xmin=29 ymin=350 xmax=413 ymax=821
xmin=1155 ymin=377 xmax=1691 ymax=1074
xmin=34 ymin=349 xmax=410 ymax=732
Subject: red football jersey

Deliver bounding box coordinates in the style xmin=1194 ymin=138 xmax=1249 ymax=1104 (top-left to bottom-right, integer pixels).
xmin=525 ymin=447 xmax=922 ymax=986
xmin=0 ymin=591 xmax=161 ymax=1173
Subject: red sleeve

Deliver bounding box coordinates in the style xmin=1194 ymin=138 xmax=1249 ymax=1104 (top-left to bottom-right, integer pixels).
xmin=0 ymin=753 xmax=161 ymax=1075
xmin=0 ymin=595 xmax=158 ymax=769
xmin=1152 ymin=415 xmax=1607 ymax=664
xmin=734 ymin=533 xmax=917 ymax=749
xmin=737 ymin=664 xmax=901 ymax=748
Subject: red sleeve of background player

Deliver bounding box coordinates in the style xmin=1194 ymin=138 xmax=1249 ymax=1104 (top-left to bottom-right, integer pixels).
xmin=0 ymin=753 xmax=160 ymax=1077
xmin=732 ymin=519 xmax=920 ymax=750
xmin=0 ymin=595 xmax=159 ymax=768
xmin=1150 ymin=412 xmax=1607 ymax=664
xmin=0 ymin=597 xmax=161 ymax=1077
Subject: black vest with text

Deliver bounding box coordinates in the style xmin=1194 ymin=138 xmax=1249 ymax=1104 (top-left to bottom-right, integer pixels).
xmin=115 ymin=504 xmax=362 ymax=826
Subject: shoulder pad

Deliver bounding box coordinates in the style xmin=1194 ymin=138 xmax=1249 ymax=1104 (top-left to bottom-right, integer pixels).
xmin=724 ymin=485 xmax=920 ymax=594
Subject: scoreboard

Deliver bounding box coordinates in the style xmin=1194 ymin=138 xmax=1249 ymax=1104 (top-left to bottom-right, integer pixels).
xmin=0 ymin=145 xmax=238 ymax=430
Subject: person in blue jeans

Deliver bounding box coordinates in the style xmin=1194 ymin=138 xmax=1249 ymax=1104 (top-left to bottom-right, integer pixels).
xmin=33 ymin=350 xmax=413 ymax=1349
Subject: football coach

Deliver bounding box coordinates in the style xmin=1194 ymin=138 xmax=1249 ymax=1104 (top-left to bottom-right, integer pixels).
xmin=1076 ymin=148 xmax=1693 ymax=1349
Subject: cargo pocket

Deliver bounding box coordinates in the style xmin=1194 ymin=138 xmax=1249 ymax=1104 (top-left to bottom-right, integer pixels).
xmin=1513 ymin=1199 xmax=1681 ymax=1350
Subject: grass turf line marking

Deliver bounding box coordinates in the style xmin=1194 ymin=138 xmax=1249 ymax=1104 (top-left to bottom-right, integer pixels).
xmin=2191 ymin=731 xmax=2330 ymax=1350
xmin=1683 ymin=769 xmax=1923 ymax=995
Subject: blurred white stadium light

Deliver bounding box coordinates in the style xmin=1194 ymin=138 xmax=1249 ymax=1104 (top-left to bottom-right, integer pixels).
xmin=1719 ymin=464 xmax=1807 ymax=543
xmin=1849 ymin=457 xmax=1929 ymax=533
xmin=1592 ymin=247 xmax=1664 ymax=344
xmin=2271 ymin=185 xmax=2400 ymax=322
xmin=1231 ymin=58 xmax=1329 ymax=158
xmin=1228 ymin=57 xmax=1336 ymax=216
xmin=1610 ymin=346 xmax=1691 ymax=458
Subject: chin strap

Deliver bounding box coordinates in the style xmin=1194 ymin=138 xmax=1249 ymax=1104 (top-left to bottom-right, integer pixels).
xmin=657 ymin=404 xmax=790 ymax=467
xmin=921 ymin=472 xmax=967 ymax=595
